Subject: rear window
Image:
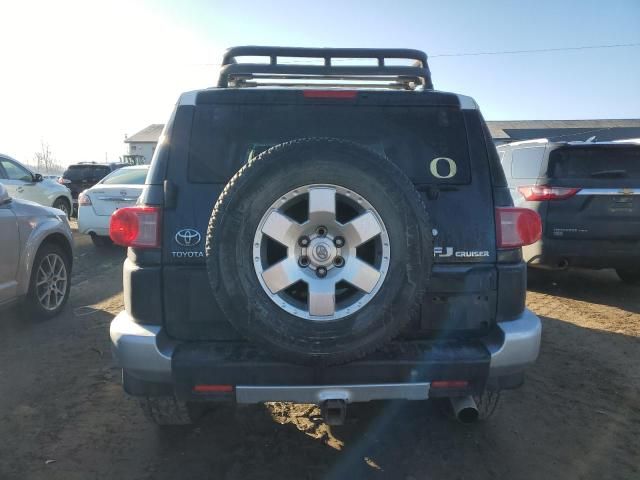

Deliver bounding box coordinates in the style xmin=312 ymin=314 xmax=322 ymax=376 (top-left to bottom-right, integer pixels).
xmin=188 ymin=104 xmax=471 ymax=184
xmin=100 ymin=168 xmax=147 ymax=185
xmin=63 ymin=165 xmax=111 ymax=181
xmin=511 ymin=147 xmax=545 ymax=178
xmin=548 ymin=146 xmax=640 ymax=179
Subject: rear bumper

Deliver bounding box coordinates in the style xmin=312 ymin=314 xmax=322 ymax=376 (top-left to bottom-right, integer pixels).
xmin=524 ymin=237 xmax=640 ymax=269
xmin=110 ymin=309 xmax=541 ymax=401
xmin=77 ymin=206 xmax=110 ymax=236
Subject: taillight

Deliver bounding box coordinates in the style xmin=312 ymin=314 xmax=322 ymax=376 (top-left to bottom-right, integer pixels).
xmin=109 ymin=206 xmax=161 ymax=248
xmin=496 ymin=207 xmax=542 ymax=249
xmin=517 ymin=185 xmax=580 ymax=201
xmin=58 ymin=178 xmax=71 ymax=184
xmin=78 ymin=192 xmax=91 ymax=206
xmin=303 ymin=90 xmax=358 ymax=99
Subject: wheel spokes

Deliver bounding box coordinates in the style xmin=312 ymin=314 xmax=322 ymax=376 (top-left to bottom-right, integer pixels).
xmin=308 ymin=281 xmax=336 ymax=316
xmin=261 ymin=211 xmax=302 ymax=246
xmin=261 ymin=258 xmax=302 ymax=294
xmin=308 ymin=187 xmax=336 ymax=225
xmin=341 ymin=258 xmax=381 ymax=293
xmin=342 ymin=211 xmax=383 ymax=247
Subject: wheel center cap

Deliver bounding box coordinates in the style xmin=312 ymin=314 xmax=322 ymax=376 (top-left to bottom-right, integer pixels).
xmin=308 ymin=238 xmax=336 ymax=266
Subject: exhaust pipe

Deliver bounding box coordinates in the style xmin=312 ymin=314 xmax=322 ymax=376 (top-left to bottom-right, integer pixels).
xmin=449 ymin=396 xmax=479 ymax=424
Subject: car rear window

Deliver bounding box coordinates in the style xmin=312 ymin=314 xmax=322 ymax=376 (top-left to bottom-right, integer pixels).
xmin=548 ymin=146 xmax=640 ymax=179
xmin=188 ymin=104 xmax=471 ymax=185
xmin=101 ymin=168 xmax=148 ymax=185
xmin=63 ymin=165 xmax=111 ymax=181
xmin=511 ymin=147 xmax=545 ymax=179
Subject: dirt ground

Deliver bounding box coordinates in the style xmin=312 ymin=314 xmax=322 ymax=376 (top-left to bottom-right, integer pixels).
xmin=1 ymin=224 xmax=639 ymax=480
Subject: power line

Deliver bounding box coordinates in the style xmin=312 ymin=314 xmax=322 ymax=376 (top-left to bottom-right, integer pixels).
xmin=430 ymin=42 xmax=640 ymax=58
xmin=191 ymin=42 xmax=640 ymax=67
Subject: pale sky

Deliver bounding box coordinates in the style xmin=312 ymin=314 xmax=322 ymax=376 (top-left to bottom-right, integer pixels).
xmin=1 ymin=0 xmax=639 ymax=166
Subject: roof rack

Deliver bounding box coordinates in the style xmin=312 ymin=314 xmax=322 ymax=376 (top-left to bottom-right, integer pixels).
xmin=217 ymin=46 xmax=433 ymax=90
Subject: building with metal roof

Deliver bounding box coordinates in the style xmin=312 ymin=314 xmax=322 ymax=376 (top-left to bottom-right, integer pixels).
xmin=488 ymin=119 xmax=640 ymax=145
xmin=125 ymin=119 xmax=640 ymax=157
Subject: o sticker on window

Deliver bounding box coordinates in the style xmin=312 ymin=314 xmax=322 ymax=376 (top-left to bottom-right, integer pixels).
xmin=429 ymin=157 xmax=457 ymax=179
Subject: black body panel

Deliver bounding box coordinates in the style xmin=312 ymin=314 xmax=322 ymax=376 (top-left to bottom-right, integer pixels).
xmin=172 ymin=339 xmax=490 ymax=399
xmin=102 ymin=88 xmax=527 ymax=355
xmin=156 ymin=93 xmax=508 ymax=341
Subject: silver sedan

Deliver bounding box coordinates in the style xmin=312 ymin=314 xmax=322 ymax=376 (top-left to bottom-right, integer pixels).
xmin=0 ymin=183 xmax=74 ymax=317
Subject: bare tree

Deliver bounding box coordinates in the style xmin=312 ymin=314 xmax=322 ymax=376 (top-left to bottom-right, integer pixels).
xmin=32 ymin=140 xmax=62 ymax=175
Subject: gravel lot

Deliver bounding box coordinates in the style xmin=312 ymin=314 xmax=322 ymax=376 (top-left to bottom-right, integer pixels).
xmin=1 ymin=224 xmax=638 ymax=480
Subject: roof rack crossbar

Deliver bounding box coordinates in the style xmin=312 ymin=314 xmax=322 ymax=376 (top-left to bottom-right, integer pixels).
xmin=218 ymin=46 xmax=433 ymax=90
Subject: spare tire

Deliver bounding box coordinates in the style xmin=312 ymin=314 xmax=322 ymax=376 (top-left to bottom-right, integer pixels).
xmin=206 ymin=138 xmax=432 ymax=365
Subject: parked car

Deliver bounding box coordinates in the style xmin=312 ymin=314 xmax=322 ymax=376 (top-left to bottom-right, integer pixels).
xmin=109 ymin=46 xmax=542 ymax=426
xmin=0 ymin=183 xmax=73 ymax=317
xmin=498 ymin=139 xmax=640 ymax=283
xmin=59 ymin=162 xmax=125 ymax=215
xmin=0 ymin=154 xmax=73 ymax=217
xmin=78 ymin=165 xmax=149 ymax=247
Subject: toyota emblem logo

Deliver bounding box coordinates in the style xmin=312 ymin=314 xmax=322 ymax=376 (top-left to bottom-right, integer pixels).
xmin=315 ymin=244 xmax=329 ymax=260
xmin=175 ymin=228 xmax=201 ymax=247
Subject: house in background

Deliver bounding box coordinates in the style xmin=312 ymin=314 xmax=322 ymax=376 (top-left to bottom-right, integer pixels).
xmin=126 ymin=119 xmax=640 ymax=157
xmin=124 ymin=124 xmax=164 ymax=164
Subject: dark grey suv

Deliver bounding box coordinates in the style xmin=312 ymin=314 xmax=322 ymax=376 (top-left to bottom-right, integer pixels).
xmin=498 ymin=139 xmax=640 ymax=283
xmin=108 ymin=46 xmax=542 ymax=426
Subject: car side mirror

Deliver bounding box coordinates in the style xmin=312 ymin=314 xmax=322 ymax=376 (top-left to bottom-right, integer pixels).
xmin=0 ymin=183 xmax=10 ymax=205
xmin=33 ymin=173 xmax=43 ymax=182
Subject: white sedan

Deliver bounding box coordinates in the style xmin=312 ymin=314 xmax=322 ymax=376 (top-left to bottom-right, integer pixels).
xmin=77 ymin=166 xmax=149 ymax=247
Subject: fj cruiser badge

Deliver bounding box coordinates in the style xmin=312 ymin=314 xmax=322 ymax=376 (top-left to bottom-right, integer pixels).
xmin=434 ymin=246 xmax=490 ymax=258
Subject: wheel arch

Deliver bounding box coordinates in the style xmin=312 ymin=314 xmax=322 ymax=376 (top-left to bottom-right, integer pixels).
xmin=17 ymin=220 xmax=74 ymax=297
xmin=39 ymin=233 xmax=73 ymax=271
xmin=53 ymin=195 xmax=71 ymax=211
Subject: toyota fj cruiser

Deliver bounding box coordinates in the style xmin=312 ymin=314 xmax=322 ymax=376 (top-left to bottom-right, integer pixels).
xmin=109 ymin=47 xmax=542 ymax=425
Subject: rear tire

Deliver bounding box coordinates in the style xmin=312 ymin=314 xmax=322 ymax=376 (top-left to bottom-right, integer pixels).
xmin=90 ymin=233 xmax=113 ymax=247
xmin=52 ymin=197 xmax=71 ymax=217
xmin=616 ymin=268 xmax=640 ymax=284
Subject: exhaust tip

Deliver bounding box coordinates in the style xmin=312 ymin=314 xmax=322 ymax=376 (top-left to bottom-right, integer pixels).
xmin=457 ymin=406 xmax=479 ymax=424
xmin=449 ymin=396 xmax=479 ymax=424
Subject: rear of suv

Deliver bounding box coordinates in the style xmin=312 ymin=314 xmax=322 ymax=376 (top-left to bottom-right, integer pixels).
xmin=109 ymin=47 xmax=542 ymax=426
xmin=59 ymin=162 xmax=124 ymax=215
xmin=498 ymin=139 xmax=640 ymax=283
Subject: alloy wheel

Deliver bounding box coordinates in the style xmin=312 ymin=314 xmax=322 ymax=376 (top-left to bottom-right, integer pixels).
xmin=35 ymin=253 xmax=68 ymax=311
xmin=253 ymin=184 xmax=390 ymax=320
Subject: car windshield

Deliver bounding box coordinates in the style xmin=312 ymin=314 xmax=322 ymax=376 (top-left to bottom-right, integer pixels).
xmin=100 ymin=168 xmax=148 ymax=185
